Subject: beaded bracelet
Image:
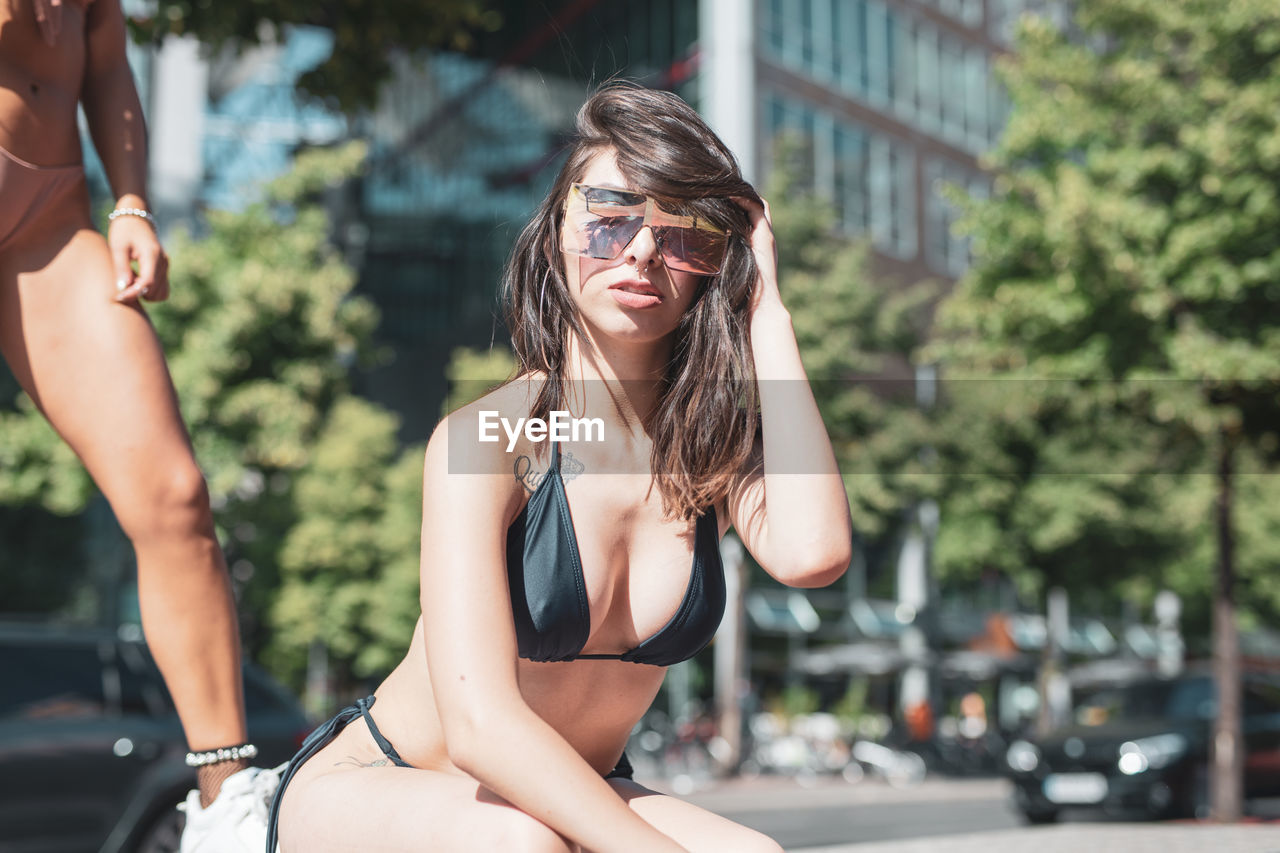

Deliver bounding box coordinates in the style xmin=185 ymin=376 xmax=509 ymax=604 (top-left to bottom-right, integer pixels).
xmin=185 ymin=742 xmax=258 ymax=768
xmin=107 ymin=207 xmax=157 ymax=229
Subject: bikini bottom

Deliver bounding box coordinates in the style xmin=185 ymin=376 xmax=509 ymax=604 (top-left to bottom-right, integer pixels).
xmin=265 ymin=694 xmax=633 ymax=851
xmin=0 ymin=142 xmax=84 ymax=254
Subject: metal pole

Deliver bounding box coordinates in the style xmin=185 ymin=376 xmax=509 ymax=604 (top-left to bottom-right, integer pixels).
xmin=714 ymin=533 xmax=747 ymax=775
xmin=1039 ymin=587 xmax=1071 ymax=734
xmin=899 ymin=365 xmax=940 ymax=717
xmin=897 ymin=514 xmax=930 ymax=714
xmin=1154 ymin=589 xmax=1184 ymax=679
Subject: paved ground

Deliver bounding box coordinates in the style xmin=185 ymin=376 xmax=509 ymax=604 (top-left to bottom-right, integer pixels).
xmin=666 ymin=774 xmax=1012 ymax=813
xmin=639 ymin=774 xmax=1280 ymax=852
xmin=797 ymin=824 xmax=1280 ymax=853
xmin=671 ymin=776 xmax=1017 ymax=849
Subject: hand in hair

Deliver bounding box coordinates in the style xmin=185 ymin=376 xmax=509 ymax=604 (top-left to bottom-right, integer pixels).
xmin=733 ymin=196 xmax=784 ymax=323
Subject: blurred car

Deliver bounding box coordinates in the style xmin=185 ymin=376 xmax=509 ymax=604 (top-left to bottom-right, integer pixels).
xmin=1004 ymin=668 xmax=1280 ymax=823
xmin=0 ymin=623 xmax=310 ymax=853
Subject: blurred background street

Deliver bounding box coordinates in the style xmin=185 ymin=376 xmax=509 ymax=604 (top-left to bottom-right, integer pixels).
xmin=657 ymin=773 xmax=1280 ymax=851
xmin=666 ymin=775 xmax=1022 ymax=847
xmin=4 ymin=0 xmax=1280 ymax=850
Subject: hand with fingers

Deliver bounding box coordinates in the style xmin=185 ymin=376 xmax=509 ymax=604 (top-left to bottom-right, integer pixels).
xmin=732 ymin=194 xmax=784 ymax=321
xmin=109 ymin=210 xmax=170 ymax=303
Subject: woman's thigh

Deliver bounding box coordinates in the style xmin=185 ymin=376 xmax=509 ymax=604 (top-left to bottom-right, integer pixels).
xmin=0 ymin=223 xmax=200 ymax=518
xmin=280 ymin=765 xmax=577 ymax=853
xmin=283 ymin=773 xmax=782 ymax=853
xmin=609 ymin=778 xmax=784 ymax=853
xmin=279 ymin=715 xmax=780 ymax=853
xmin=279 ymin=716 xmax=574 ymax=853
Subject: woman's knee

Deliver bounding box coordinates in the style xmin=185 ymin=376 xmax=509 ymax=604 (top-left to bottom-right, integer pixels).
xmin=112 ymin=459 xmax=214 ymax=542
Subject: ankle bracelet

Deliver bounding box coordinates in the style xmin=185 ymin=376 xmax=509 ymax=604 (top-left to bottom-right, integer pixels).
xmin=185 ymin=742 xmax=258 ymax=768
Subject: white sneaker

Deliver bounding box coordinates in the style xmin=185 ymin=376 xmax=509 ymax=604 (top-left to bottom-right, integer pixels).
xmin=178 ymin=764 xmax=282 ymax=853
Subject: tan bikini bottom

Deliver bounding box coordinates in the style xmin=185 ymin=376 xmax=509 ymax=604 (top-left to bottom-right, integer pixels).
xmin=0 ymin=142 xmax=84 ymax=254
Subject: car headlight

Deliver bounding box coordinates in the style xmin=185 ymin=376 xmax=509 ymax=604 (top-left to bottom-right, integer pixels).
xmin=1117 ymin=733 xmax=1188 ymax=775
xmin=1007 ymin=739 xmax=1041 ymax=773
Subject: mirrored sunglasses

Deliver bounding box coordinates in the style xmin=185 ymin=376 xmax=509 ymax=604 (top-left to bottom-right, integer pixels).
xmin=562 ymin=183 xmax=729 ymax=276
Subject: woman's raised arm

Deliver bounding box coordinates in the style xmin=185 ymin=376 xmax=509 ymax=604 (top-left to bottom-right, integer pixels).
xmin=418 ymin=410 xmax=686 ymax=853
xmin=725 ymin=197 xmax=854 ymax=587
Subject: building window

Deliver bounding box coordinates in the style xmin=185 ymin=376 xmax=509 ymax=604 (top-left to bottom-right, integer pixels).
xmin=871 ymin=138 xmax=917 ymax=259
xmin=892 ymin=15 xmax=917 ymax=123
xmin=758 ymin=0 xmax=1010 ymax=159
xmin=811 ymin=0 xmax=836 ymax=82
xmin=939 ymin=36 xmax=967 ymax=146
xmin=897 ymin=145 xmax=918 ymax=258
xmin=923 ymin=157 xmax=988 ymax=277
xmin=914 ymin=21 xmax=941 ymax=134
xmin=765 ymin=90 xmax=916 ymax=260
xmin=783 ymin=0 xmax=813 ymax=70
xmin=963 ymin=48 xmax=989 ymax=153
xmin=865 ymin=0 xmax=892 ymax=106
xmin=767 ymin=94 xmax=819 ymax=190
xmin=835 ymin=0 xmax=869 ymax=96
xmin=834 ymin=124 xmax=871 ymax=234
xmin=764 ymin=0 xmax=787 ymax=56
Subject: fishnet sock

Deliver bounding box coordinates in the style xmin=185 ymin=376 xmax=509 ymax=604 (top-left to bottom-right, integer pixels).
xmin=197 ymin=757 xmax=249 ymax=808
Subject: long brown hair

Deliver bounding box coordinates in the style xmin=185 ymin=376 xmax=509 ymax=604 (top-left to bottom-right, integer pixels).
xmin=501 ymin=82 xmax=762 ymax=521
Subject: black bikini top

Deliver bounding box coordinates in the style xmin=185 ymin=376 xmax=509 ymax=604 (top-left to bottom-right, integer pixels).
xmin=505 ymin=441 xmax=725 ymax=666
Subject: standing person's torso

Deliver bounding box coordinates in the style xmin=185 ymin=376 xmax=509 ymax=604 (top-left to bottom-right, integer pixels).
xmin=0 ymin=0 xmax=94 ymax=165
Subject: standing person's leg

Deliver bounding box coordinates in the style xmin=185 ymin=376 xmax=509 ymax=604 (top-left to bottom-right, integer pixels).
xmin=0 ymin=191 xmax=248 ymax=804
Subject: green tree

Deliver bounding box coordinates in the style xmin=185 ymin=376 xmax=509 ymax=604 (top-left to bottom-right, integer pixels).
xmin=928 ymin=379 xmax=1193 ymax=608
xmin=270 ymin=342 xmax=514 ymax=707
xmin=128 ymin=1 xmax=502 ymax=112
xmin=268 ymin=397 xmax=425 ymax=708
xmin=930 ymin=0 xmax=1280 ymax=819
xmin=261 ymin=288 xmax=520 ymax=707
xmin=0 ymin=332 xmax=93 ymax=529
xmin=441 ymin=344 xmax=517 ymax=417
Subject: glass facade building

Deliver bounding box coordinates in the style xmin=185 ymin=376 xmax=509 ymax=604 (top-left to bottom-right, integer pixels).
xmin=132 ymin=0 xmax=1071 ymax=438
xmin=755 ymin=0 xmax=1025 ymax=283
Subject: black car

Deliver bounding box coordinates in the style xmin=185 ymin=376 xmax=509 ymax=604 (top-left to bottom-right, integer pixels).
xmin=0 ymin=624 xmax=311 ymax=853
xmin=1005 ymin=670 xmax=1280 ymax=822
